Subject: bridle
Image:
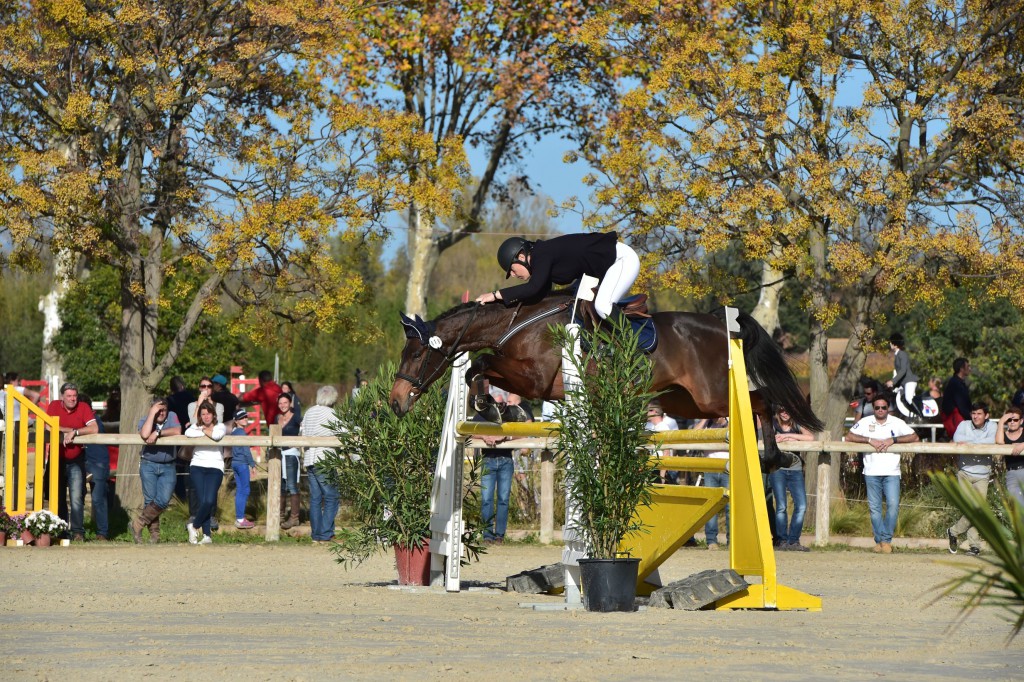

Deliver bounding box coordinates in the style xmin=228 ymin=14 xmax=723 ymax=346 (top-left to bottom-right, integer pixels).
xmin=396 ymin=304 xmax=480 ymax=391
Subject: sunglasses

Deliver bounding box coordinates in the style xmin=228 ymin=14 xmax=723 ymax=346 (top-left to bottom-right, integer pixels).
xmin=1008 ymin=418 xmax=1021 ymax=423
xmin=199 ymin=383 xmax=213 ymax=389
xmin=872 ymin=404 xmax=889 ymax=410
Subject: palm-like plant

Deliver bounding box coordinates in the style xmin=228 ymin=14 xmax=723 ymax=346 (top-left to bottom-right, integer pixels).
xmin=928 ymin=472 xmax=1024 ymax=643
xmin=552 ymin=315 xmax=658 ymax=559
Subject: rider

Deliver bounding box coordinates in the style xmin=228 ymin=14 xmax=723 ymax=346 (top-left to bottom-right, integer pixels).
xmin=886 ymin=332 xmax=921 ymax=419
xmin=474 ymin=232 xmax=640 ymax=319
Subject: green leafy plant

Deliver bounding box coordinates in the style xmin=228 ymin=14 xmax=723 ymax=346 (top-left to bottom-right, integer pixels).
xmin=928 ymin=472 xmax=1024 ymax=643
xmin=552 ymin=315 xmax=658 ymax=559
xmin=323 ymin=362 xmax=482 ymax=568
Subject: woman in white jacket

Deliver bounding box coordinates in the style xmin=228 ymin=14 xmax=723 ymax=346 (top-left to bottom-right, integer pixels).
xmin=185 ymin=400 xmax=226 ymax=544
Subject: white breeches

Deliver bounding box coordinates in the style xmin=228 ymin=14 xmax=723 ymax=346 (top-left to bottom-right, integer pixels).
xmin=594 ymin=242 xmax=641 ymax=318
xmin=901 ymin=382 xmax=917 ymax=404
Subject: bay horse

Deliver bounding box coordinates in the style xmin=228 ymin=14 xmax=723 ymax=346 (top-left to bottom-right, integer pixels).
xmin=390 ymin=292 xmax=823 ymax=470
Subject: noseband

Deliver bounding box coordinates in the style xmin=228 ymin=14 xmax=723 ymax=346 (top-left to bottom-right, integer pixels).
xmin=396 ymin=304 xmax=480 ymax=391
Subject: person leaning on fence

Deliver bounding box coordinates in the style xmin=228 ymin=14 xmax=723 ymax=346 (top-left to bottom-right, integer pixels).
xmin=844 ymin=393 xmax=920 ymax=554
xmin=80 ymin=393 xmax=111 ymax=542
xmin=277 ymin=392 xmax=303 ymax=530
xmin=996 ymin=406 xmax=1024 ymax=510
xmin=301 ymin=385 xmax=342 ymax=544
xmin=45 ymin=382 xmax=98 ymax=543
xmin=769 ymin=406 xmax=814 ymax=552
xmin=230 ymin=409 xmax=257 ymax=530
xmin=699 ymin=416 xmax=730 ymax=550
xmin=133 ymin=398 xmax=182 ymax=543
xmin=947 ymin=402 xmax=997 ymax=556
xmin=185 ymin=401 xmax=226 ymax=545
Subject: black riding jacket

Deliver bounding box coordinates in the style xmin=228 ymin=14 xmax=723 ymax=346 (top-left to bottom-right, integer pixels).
xmin=499 ymin=231 xmax=617 ymax=306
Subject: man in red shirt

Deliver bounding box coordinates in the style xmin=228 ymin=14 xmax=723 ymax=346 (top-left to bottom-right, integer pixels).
xmin=239 ymin=370 xmax=282 ymax=432
xmin=46 ymin=382 xmax=98 ymax=542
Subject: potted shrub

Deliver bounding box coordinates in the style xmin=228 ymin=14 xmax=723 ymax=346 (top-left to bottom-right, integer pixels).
xmin=552 ymin=315 xmax=658 ymax=612
xmin=322 ymin=363 xmax=482 ymax=585
xmin=12 ymin=514 xmax=32 ymax=545
xmin=25 ymin=509 xmax=68 ymax=547
xmin=0 ymin=506 xmax=14 ymax=546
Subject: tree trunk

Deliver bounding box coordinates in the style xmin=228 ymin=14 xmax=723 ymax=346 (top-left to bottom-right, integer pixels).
xmin=805 ymin=219 xmax=831 ymax=527
xmin=404 ymin=203 xmax=441 ymax=317
xmin=116 ymin=383 xmax=151 ymax=513
xmin=750 ymin=252 xmax=784 ymax=336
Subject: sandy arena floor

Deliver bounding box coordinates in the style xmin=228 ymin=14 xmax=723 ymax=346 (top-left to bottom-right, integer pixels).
xmin=1 ymin=541 xmax=1021 ymax=681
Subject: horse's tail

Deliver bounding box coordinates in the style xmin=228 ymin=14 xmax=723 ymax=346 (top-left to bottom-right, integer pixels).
xmin=736 ymin=312 xmax=825 ymax=433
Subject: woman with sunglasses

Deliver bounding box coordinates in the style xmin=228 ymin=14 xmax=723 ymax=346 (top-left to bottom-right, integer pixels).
xmin=996 ymin=406 xmax=1024 ymax=509
xmin=187 ymin=377 xmax=224 ymax=427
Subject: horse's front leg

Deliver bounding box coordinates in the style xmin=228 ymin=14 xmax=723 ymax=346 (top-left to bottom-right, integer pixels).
xmin=752 ymin=393 xmax=798 ymax=473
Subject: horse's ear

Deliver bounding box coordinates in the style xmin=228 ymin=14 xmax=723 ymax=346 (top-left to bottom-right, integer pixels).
xmin=399 ymin=313 xmax=424 ymax=341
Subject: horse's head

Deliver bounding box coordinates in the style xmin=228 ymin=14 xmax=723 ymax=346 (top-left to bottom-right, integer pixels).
xmin=390 ymin=312 xmax=449 ymax=416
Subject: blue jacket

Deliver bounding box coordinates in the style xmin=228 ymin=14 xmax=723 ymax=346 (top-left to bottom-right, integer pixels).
xmin=231 ymin=426 xmax=256 ymax=467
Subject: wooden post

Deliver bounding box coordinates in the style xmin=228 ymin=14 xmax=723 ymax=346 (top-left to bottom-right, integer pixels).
xmin=814 ymin=449 xmax=831 ymax=547
xmin=265 ymin=424 xmax=283 ymax=542
xmin=540 ymin=448 xmax=554 ymax=544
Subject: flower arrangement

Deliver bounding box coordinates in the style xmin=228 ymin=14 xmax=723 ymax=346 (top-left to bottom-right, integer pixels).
xmin=0 ymin=506 xmax=15 ymax=536
xmin=25 ymin=509 xmax=68 ymax=537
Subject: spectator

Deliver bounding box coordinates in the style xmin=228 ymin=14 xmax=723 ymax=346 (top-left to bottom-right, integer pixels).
xmin=240 ymin=370 xmax=283 ymax=430
xmin=210 ymin=374 xmax=239 ymax=428
xmin=700 ymin=416 xmax=730 ymax=550
xmin=769 ymin=406 xmax=814 ymax=551
xmin=301 ymin=386 xmax=341 ymax=543
xmin=0 ymin=372 xmax=40 ymax=504
xmin=947 ymin=402 xmax=997 ymax=556
xmin=80 ymin=392 xmax=110 ymax=541
xmin=280 ymin=381 xmax=302 ymax=418
xmin=851 ymin=378 xmax=881 ymax=420
xmin=186 ymin=377 xmax=224 ymax=530
xmin=166 ymin=376 xmax=195 ymax=428
xmin=996 ymin=406 xmax=1024 ymax=510
xmin=45 ymin=382 xmax=98 ymax=542
xmin=185 ymin=401 xmax=226 ymax=544
xmin=941 ymin=358 xmax=972 ymax=438
xmin=885 ymin=332 xmax=920 ymax=418
xmin=844 ymin=393 xmax=919 ymax=554
xmin=277 ymin=392 xmax=303 ymax=530
xmin=229 ymin=409 xmax=256 ymax=530
xmin=475 ymin=387 xmax=533 ymax=544
xmin=927 ymin=376 xmax=943 ymax=402
xmin=133 ymin=398 xmax=182 ymax=543
xmin=188 ymin=377 xmax=224 ymax=425
xmin=646 ymin=400 xmax=677 ymax=484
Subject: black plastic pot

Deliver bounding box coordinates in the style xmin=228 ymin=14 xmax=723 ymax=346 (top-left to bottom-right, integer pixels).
xmin=578 ymin=557 xmax=640 ymax=612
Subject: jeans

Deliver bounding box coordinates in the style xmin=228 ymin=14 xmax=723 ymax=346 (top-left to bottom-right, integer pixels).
xmin=58 ymin=458 xmax=87 ymax=537
xmin=949 ymin=470 xmax=989 ymax=549
xmin=307 ymin=465 xmax=341 ymax=541
xmin=189 ymin=466 xmax=224 ymax=536
xmin=85 ymin=454 xmax=110 ymax=537
xmin=1007 ymin=469 xmax=1024 ymax=510
xmin=282 ymin=451 xmax=300 ymax=494
xmin=481 ymin=456 xmax=514 ymax=540
xmin=703 ymin=471 xmax=730 ymax=545
xmin=769 ymin=468 xmax=808 ymax=545
xmin=865 ymin=475 xmax=901 ymax=543
xmin=140 ymin=459 xmax=177 ymax=509
xmin=232 ymin=461 xmax=252 ymax=520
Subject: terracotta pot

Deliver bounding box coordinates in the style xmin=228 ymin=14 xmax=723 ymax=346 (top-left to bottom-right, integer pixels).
xmin=0 ymin=531 xmax=7 ymax=546
xmin=35 ymin=533 xmax=52 ymax=547
xmin=393 ymin=542 xmax=431 ymax=586
xmin=21 ymin=529 xmax=34 ymax=545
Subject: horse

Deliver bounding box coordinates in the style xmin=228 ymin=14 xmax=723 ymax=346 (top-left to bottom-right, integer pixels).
xmin=390 ymin=292 xmax=824 ymax=470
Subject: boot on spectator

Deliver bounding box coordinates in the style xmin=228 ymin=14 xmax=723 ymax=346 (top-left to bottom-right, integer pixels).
xmin=148 ymin=516 xmax=161 ymax=544
xmin=281 ymin=493 xmax=301 ymax=529
xmin=131 ymin=503 xmax=163 ymax=544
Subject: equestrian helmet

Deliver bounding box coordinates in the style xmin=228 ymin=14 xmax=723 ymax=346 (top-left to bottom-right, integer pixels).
xmin=497 ymin=237 xmax=532 ymax=278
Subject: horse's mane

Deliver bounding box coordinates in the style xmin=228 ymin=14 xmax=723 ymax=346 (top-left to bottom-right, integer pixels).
xmin=433 ymin=289 xmax=576 ymax=323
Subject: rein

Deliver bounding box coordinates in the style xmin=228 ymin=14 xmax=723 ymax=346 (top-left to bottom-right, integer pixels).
xmin=396 ymin=304 xmax=481 ymax=391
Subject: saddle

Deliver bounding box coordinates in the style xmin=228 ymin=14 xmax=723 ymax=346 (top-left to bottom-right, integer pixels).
xmin=577 ymin=294 xmax=658 ymax=353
